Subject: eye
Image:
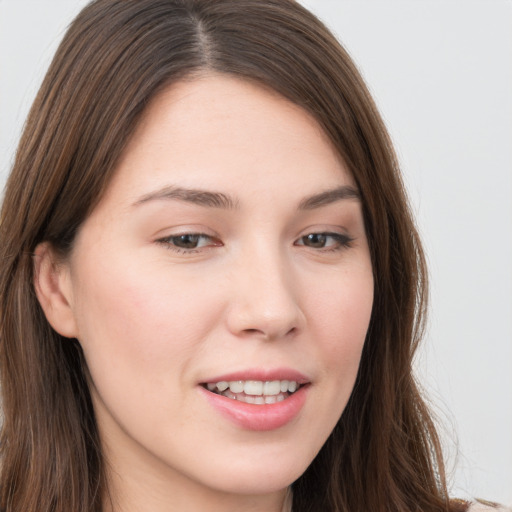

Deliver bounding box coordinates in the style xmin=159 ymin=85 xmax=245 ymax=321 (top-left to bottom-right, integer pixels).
xmin=295 ymin=232 xmax=353 ymax=251
xmin=156 ymin=233 xmax=221 ymax=252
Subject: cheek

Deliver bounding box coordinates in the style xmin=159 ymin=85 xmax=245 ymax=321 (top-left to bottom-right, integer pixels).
xmin=71 ymin=256 xmax=223 ymax=389
xmin=310 ymin=266 xmax=373 ymax=351
xmin=285 ymin=265 xmax=373 ymax=459
xmin=306 ymin=266 xmax=373 ymax=401
xmin=69 ymin=255 xmax=230 ymax=453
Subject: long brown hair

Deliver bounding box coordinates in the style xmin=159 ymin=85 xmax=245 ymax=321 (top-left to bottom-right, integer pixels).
xmin=0 ymin=1 xmax=458 ymax=511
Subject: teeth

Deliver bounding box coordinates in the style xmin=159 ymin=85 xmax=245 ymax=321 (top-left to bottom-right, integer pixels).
xmin=215 ymin=391 xmax=289 ymax=404
xmin=208 ymin=379 xmax=301 ymax=396
xmin=244 ymin=380 xmax=263 ymax=395
xmin=216 ymin=381 xmax=229 ymax=392
xmin=288 ymin=381 xmax=297 ymax=393
xmin=263 ymin=380 xmax=281 ymax=395
xmin=228 ymin=380 xmax=244 ymax=393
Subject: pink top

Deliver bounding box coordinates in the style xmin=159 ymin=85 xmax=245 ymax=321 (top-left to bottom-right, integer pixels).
xmin=467 ymin=502 xmax=512 ymax=512
xmin=281 ymin=494 xmax=511 ymax=512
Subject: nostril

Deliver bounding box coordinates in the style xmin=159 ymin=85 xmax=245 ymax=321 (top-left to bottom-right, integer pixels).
xmin=242 ymin=328 xmax=270 ymax=340
xmin=241 ymin=326 xmax=298 ymax=341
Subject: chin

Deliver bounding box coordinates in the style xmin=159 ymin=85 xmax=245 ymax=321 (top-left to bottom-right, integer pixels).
xmin=193 ymin=447 xmax=313 ymax=496
xmin=205 ymin=469 xmax=299 ymax=496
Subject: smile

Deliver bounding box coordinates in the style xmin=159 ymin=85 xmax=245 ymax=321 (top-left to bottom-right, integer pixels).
xmin=203 ymin=380 xmax=301 ymax=404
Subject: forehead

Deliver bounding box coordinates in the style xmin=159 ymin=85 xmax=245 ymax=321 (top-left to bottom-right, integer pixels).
xmin=104 ymin=73 xmax=355 ymax=207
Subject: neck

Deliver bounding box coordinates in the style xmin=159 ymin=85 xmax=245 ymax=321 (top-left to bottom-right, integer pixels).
xmin=103 ymin=469 xmax=289 ymax=512
xmin=99 ymin=430 xmax=290 ymax=512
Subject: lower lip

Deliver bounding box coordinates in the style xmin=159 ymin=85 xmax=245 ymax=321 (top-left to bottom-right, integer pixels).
xmin=199 ymin=385 xmax=309 ymax=431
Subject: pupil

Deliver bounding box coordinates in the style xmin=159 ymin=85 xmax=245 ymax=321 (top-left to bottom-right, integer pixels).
xmin=305 ymin=233 xmax=326 ymax=248
xmin=175 ymin=234 xmax=199 ymax=248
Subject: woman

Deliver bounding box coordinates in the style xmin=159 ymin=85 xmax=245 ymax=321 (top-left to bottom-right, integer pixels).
xmin=0 ymin=1 xmax=507 ymax=511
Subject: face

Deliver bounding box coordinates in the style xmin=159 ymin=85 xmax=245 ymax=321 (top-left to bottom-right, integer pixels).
xmin=56 ymin=75 xmax=373 ymax=505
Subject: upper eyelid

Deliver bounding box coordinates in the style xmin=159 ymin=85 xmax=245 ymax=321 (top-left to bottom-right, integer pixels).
xmin=157 ymin=233 xmax=217 ymax=243
xmin=295 ymin=229 xmax=352 ymax=240
xmin=154 ymin=228 xmax=218 ymax=240
xmin=156 ymin=230 xmax=349 ymax=238
xmin=295 ymin=232 xmax=354 ymax=245
xmin=156 ymin=231 xmax=353 ymax=250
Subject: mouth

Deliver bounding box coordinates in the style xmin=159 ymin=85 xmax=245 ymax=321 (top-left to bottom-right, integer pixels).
xmin=201 ymin=379 xmax=304 ymax=405
xmin=199 ymin=373 xmax=310 ymax=430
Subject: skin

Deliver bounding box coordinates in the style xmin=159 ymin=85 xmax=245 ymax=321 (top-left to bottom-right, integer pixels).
xmin=35 ymin=74 xmax=374 ymax=512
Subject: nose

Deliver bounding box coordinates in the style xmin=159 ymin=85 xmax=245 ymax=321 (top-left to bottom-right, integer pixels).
xmin=225 ymin=246 xmax=305 ymax=341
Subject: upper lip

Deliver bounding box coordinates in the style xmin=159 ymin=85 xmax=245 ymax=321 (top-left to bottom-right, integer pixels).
xmin=201 ymin=368 xmax=310 ymax=384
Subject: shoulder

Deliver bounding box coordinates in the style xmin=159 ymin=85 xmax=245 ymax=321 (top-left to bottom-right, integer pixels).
xmin=466 ymin=499 xmax=512 ymax=512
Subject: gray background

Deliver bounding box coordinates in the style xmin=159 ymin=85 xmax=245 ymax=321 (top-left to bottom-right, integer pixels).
xmin=1 ymin=0 xmax=511 ymax=504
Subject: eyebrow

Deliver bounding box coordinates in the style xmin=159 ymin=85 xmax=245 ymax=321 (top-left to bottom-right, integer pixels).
xmin=298 ymin=185 xmax=360 ymax=209
xmin=132 ymin=184 xmax=360 ymax=210
xmin=133 ymin=185 xmax=239 ymax=209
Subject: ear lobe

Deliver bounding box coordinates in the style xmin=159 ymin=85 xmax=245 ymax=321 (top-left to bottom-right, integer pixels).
xmin=33 ymin=242 xmax=79 ymax=339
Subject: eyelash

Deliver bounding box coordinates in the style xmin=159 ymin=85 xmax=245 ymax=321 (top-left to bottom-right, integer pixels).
xmin=156 ymin=234 xmax=220 ymax=254
xmin=295 ymin=232 xmax=354 ymax=252
xmin=156 ymin=232 xmax=354 ymax=254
